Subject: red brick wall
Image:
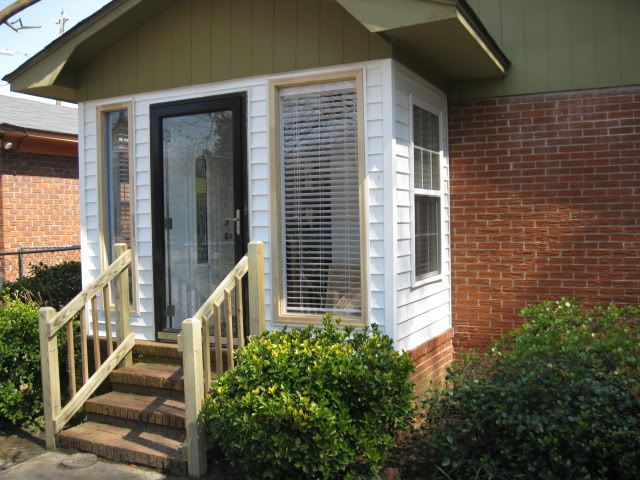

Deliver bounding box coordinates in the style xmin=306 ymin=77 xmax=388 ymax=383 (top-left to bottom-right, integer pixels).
xmin=410 ymin=328 xmax=454 ymax=392
xmin=449 ymin=86 xmax=640 ymax=350
xmin=0 ymin=151 xmax=80 ymax=282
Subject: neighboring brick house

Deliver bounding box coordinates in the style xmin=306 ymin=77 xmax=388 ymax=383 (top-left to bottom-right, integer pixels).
xmin=0 ymin=95 xmax=80 ymax=282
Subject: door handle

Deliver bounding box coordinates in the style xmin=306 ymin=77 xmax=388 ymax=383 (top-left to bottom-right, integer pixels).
xmin=224 ymin=209 xmax=241 ymax=235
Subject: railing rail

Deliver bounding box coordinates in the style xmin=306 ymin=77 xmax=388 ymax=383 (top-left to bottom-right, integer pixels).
xmin=38 ymin=243 xmax=133 ymax=449
xmin=180 ymin=241 xmax=266 ymax=478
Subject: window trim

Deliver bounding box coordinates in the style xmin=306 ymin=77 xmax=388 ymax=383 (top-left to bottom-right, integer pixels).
xmin=410 ymin=96 xmax=445 ymax=288
xmin=97 ymin=102 xmax=138 ymax=313
xmin=269 ymin=69 xmax=368 ymax=327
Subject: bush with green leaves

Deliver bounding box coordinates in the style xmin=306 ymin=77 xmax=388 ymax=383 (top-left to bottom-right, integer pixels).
xmin=0 ymin=297 xmax=44 ymax=431
xmin=397 ymin=299 xmax=640 ymax=480
xmin=201 ymin=316 xmax=415 ymax=479
xmin=3 ymin=261 xmax=81 ymax=310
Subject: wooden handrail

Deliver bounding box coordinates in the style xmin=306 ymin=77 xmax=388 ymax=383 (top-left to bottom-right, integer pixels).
xmin=39 ymin=243 xmax=133 ymax=449
xmin=47 ymin=248 xmax=132 ymax=338
xmin=181 ymin=241 xmax=265 ymax=478
xmin=194 ymin=256 xmax=248 ymax=321
xmin=54 ymin=333 xmax=135 ymax=431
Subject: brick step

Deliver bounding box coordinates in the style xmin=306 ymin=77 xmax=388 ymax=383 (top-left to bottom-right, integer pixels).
xmin=56 ymin=421 xmax=185 ymax=474
xmin=110 ymin=362 xmax=184 ymax=392
xmin=85 ymin=391 xmax=186 ymax=432
xmin=134 ymin=341 xmax=182 ymax=365
xmin=86 ymin=413 xmax=185 ymax=442
xmin=134 ymin=340 xmax=232 ymax=368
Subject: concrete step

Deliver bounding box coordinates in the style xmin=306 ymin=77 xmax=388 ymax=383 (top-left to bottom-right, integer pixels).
xmin=56 ymin=421 xmax=185 ymax=474
xmin=85 ymin=391 xmax=186 ymax=432
xmin=110 ymin=362 xmax=184 ymax=392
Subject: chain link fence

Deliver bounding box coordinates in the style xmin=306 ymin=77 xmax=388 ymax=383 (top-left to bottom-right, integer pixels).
xmin=0 ymin=245 xmax=81 ymax=285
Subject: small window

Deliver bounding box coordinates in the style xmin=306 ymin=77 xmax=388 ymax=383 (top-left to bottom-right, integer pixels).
xmin=105 ymin=110 xmax=132 ymax=262
xmin=103 ymin=107 xmax=135 ymax=307
xmin=413 ymin=105 xmax=441 ymax=280
xmin=278 ymin=80 xmax=362 ymax=318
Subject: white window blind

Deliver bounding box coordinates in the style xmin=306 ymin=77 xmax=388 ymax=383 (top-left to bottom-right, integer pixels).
xmin=279 ymin=80 xmax=361 ymax=316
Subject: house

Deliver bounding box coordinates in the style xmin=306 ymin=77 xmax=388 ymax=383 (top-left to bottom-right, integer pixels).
xmin=0 ymin=95 xmax=79 ymax=282
xmin=3 ymin=0 xmax=639 ymax=476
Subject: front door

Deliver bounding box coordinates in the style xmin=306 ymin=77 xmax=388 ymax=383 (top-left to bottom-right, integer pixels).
xmin=151 ymin=94 xmax=246 ymax=337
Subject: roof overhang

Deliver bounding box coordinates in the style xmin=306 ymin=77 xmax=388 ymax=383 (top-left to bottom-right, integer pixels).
xmin=0 ymin=124 xmax=78 ymax=158
xmin=3 ymin=0 xmax=172 ymax=102
xmin=4 ymin=0 xmax=508 ymax=102
xmin=337 ymin=0 xmax=509 ymax=82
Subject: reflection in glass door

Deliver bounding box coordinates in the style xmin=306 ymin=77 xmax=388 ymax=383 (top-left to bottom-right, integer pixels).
xmin=151 ymin=96 xmax=245 ymax=333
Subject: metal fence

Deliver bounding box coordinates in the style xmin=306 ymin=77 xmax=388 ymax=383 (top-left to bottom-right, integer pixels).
xmin=0 ymin=245 xmax=81 ymax=284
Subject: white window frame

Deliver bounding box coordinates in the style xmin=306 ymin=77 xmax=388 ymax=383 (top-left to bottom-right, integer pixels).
xmin=97 ymin=102 xmax=138 ymax=313
xmin=269 ymin=69 xmax=368 ymax=327
xmin=410 ymin=95 xmax=445 ymax=288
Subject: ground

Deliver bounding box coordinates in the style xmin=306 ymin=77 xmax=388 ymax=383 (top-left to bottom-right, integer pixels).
xmin=0 ymin=430 xmax=165 ymax=479
xmin=0 ymin=430 xmax=240 ymax=479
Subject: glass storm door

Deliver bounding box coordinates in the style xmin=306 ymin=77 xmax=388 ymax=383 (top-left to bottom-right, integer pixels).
xmin=151 ymin=95 xmax=245 ymax=334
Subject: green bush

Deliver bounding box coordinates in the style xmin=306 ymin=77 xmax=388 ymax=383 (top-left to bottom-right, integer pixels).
xmin=398 ymin=299 xmax=640 ymax=480
xmin=201 ymin=316 xmax=415 ymax=479
xmin=0 ymin=297 xmax=43 ymax=431
xmin=4 ymin=261 xmax=81 ymax=309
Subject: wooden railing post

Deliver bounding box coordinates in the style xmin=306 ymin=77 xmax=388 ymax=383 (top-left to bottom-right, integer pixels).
xmin=39 ymin=307 xmax=60 ymax=449
xmin=114 ymin=243 xmax=132 ymax=368
xmin=248 ymin=241 xmax=266 ymax=336
xmin=182 ymin=318 xmax=207 ymax=478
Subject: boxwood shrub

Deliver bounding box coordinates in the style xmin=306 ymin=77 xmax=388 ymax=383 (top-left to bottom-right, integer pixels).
xmin=0 ymin=297 xmax=44 ymax=431
xmin=201 ymin=316 xmax=415 ymax=479
xmin=396 ymin=299 xmax=640 ymax=480
xmin=0 ymin=294 xmax=78 ymax=432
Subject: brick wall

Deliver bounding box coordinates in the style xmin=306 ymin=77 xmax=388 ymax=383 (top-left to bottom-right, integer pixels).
xmin=409 ymin=328 xmax=454 ymax=392
xmin=0 ymin=151 xmax=80 ymax=281
xmin=448 ymin=86 xmax=640 ymax=350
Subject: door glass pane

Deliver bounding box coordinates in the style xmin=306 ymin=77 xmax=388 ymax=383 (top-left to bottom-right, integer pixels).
xmin=162 ymin=111 xmax=235 ymax=329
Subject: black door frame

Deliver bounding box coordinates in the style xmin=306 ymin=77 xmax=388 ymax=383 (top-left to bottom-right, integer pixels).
xmin=150 ymin=93 xmax=248 ymax=338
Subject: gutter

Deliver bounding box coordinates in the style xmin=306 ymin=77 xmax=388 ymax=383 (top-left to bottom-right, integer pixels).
xmin=0 ymin=124 xmax=78 ymax=158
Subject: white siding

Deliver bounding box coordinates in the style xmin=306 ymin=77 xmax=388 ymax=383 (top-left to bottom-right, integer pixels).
xmin=78 ymin=60 xmax=391 ymax=339
xmin=392 ymin=61 xmax=452 ymax=352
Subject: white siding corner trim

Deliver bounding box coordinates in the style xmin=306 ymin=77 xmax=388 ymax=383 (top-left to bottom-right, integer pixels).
xmin=392 ymin=61 xmax=452 ymax=352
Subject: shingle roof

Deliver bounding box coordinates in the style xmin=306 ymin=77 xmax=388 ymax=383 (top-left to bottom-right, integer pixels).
xmin=0 ymin=95 xmax=78 ymax=136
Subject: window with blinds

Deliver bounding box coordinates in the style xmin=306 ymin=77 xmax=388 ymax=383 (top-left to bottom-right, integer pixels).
xmin=279 ymin=80 xmax=361 ymax=317
xmin=413 ymin=104 xmax=441 ymax=280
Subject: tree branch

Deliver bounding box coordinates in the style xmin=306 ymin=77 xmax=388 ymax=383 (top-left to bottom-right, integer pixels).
xmin=0 ymin=0 xmax=41 ymax=26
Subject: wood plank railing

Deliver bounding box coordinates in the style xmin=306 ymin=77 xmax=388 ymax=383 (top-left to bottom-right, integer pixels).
xmin=38 ymin=243 xmax=133 ymax=449
xmin=179 ymin=241 xmax=266 ymax=478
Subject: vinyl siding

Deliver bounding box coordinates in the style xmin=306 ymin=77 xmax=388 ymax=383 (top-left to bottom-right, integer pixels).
xmin=76 ymin=0 xmax=392 ymax=102
xmin=79 ymin=59 xmax=391 ymax=339
xmin=452 ymin=0 xmax=640 ymax=99
xmin=393 ymin=61 xmax=452 ymax=352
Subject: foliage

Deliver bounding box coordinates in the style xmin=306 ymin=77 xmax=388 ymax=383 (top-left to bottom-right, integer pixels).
xmin=201 ymin=315 xmax=415 ymax=479
xmin=0 ymin=297 xmax=43 ymax=431
xmin=4 ymin=261 xmax=81 ymax=309
xmin=397 ymin=299 xmax=640 ymax=480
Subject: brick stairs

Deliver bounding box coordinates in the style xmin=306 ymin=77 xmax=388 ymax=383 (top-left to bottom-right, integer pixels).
xmin=56 ymin=341 xmax=203 ymax=475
